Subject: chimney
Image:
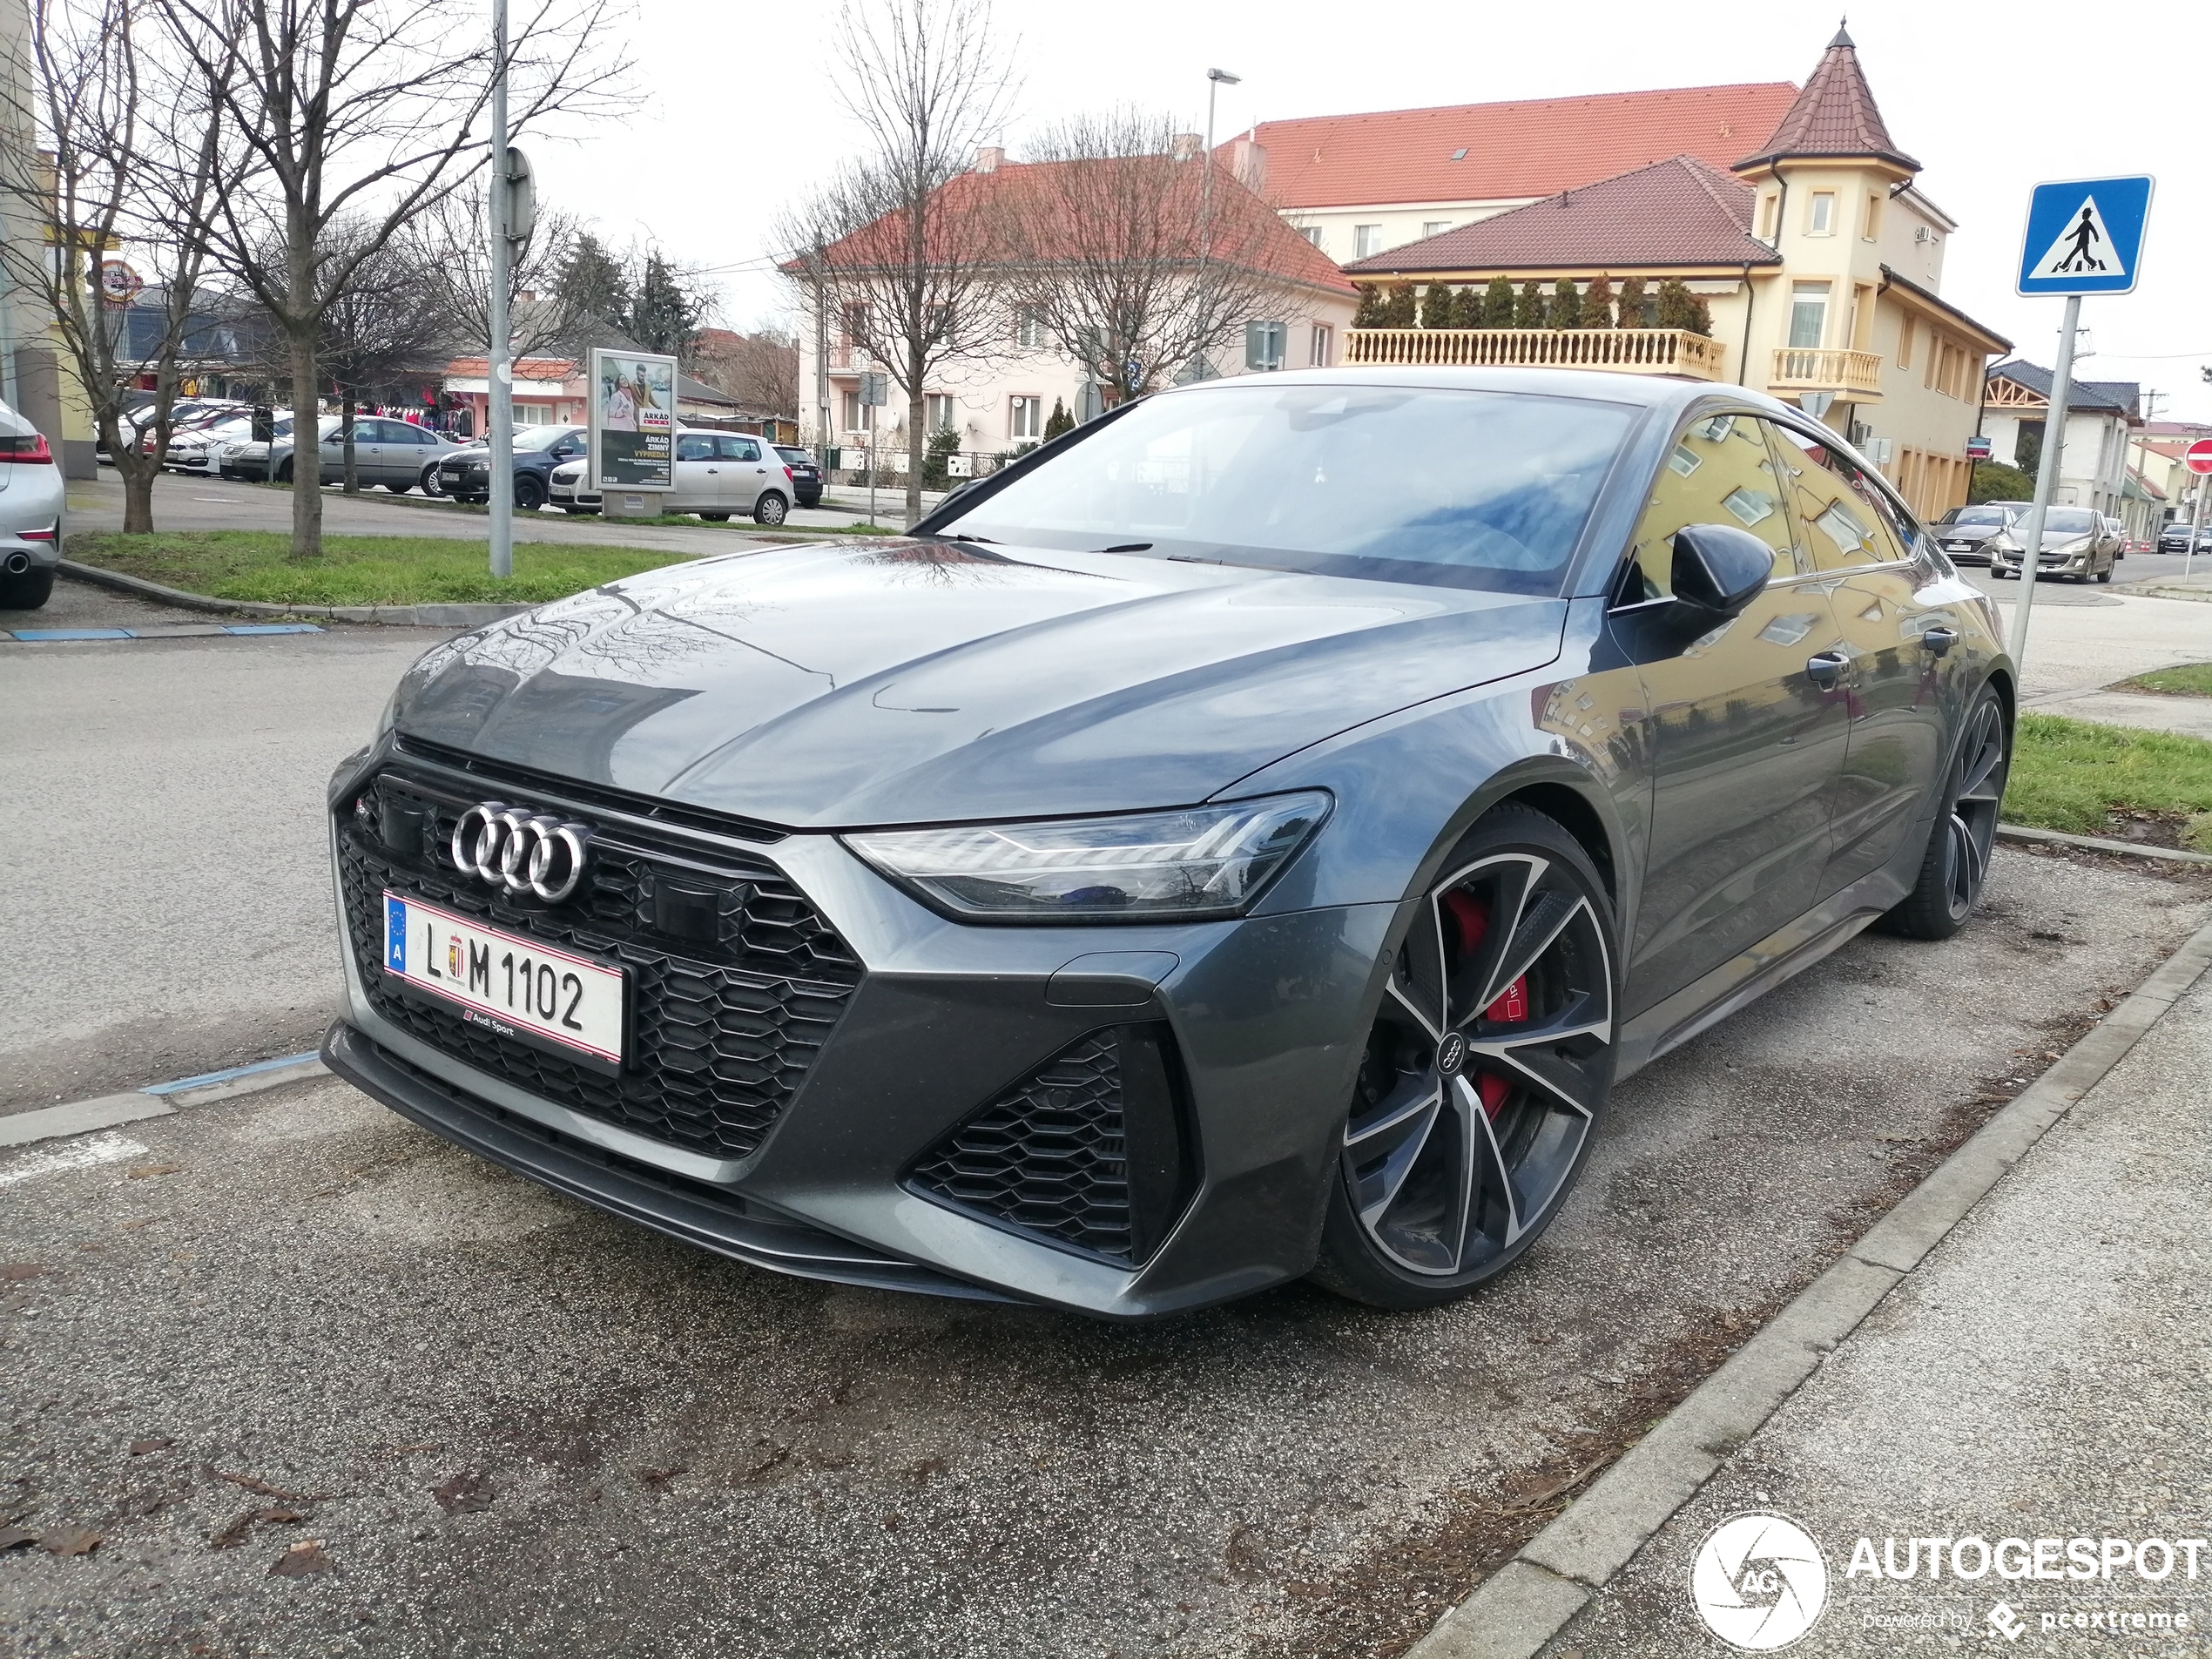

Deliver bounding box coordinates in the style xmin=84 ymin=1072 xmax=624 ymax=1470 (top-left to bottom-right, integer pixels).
xmin=1170 ymin=132 xmax=1202 ymax=162
xmin=973 ymin=145 xmax=1004 ymax=173
xmin=1230 ymin=138 xmax=1267 ymax=193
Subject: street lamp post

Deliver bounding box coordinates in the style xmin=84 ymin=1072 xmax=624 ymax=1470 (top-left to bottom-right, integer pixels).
xmin=487 ymin=0 xmax=512 ymax=579
xmin=1198 ymin=67 xmax=1239 ymax=381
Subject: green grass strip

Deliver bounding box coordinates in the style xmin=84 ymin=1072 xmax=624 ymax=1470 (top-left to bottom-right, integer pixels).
xmin=2008 ymin=713 xmax=2212 ymax=851
xmin=68 ymin=530 xmax=697 ymax=606
xmin=2124 ymin=663 xmax=2212 ymax=698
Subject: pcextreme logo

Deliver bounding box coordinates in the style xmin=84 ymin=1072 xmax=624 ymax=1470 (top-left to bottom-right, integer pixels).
xmin=1689 ymin=1513 xmax=1831 ymax=1650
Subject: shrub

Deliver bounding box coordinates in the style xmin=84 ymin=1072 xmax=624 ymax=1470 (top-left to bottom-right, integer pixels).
xmin=1421 ymin=282 xmax=1457 ymax=328
xmin=1383 ymin=281 xmax=1419 ymax=327
xmin=1615 ymin=275 xmax=1649 ymax=327
xmin=1581 ymin=273 xmax=1615 ymax=328
xmin=1549 ymin=277 xmax=1581 ymax=328
xmin=1452 ymin=284 xmax=1486 ymax=327
xmin=1514 ymin=280 xmax=1546 ymax=328
xmin=1969 ymin=459 xmax=2034 ymax=502
xmin=1353 ymin=286 xmax=1387 ymax=327
xmin=1687 ymin=296 xmax=1713 ymax=337
xmin=1655 ymin=279 xmax=1696 ymax=331
xmin=1483 ymin=275 xmax=1517 ymax=327
xmin=1042 ymin=399 xmax=1074 ymax=442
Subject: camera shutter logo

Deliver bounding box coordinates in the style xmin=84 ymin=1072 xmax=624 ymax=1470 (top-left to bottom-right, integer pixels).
xmin=1689 ymin=1513 xmax=1830 ymax=1650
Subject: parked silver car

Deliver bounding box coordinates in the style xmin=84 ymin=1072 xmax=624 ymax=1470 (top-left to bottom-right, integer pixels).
xmin=0 ymin=399 xmax=68 ymax=610
xmin=1927 ymin=502 xmax=2018 ymax=566
xmin=548 ymin=428 xmax=795 ymax=523
xmin=1987 ymin=504 xmax=2117 ymax=583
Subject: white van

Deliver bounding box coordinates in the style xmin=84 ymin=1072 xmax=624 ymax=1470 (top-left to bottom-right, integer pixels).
xmin=549 ymin=428 xmax=794 ymax=524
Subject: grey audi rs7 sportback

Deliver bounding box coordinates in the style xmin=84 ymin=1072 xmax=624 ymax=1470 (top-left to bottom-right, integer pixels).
xmin=322 ymin=368 xmax=2013 ymax=1318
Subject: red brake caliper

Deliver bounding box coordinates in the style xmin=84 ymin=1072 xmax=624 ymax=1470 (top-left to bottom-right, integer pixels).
xmin=1441 ymin=889 xmax=1528 ymax=1120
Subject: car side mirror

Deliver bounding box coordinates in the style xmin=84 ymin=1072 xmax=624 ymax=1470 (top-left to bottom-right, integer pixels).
xmin=1670 ymin=523 xmax=1776 ymax=617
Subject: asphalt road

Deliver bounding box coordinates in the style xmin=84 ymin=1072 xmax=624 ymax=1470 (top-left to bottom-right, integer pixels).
xmin=2 ymin=829 xmax=2206 ymax=1658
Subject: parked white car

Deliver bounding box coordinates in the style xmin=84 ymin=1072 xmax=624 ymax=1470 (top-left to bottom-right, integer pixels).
xmin=0 ymin=399 xmax=67 ymax=610
xmin=549 ymin=428 xmax=795 ymax=524
xmin=164 ymin=414 xmax=258 ymax=475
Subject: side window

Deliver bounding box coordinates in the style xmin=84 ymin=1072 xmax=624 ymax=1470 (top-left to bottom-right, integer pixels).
xmin=676 ymin=434 xmax=717 ymax=462
xmin=1615 ymin=411 xmax=1795 ymax=605
xmin=1768 ymin=425 xmax=1909 ymax=570
xmin=721 ymin=435 xmax=762 ymax=462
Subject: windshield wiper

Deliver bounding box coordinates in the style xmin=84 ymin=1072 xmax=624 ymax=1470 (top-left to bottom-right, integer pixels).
xmin=1096 ymin=543 xmax=1153 ymax=554
xmin=939 ymin=532 xmax=998 ymax=544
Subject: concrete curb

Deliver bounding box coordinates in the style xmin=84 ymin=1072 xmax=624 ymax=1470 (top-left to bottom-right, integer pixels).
xmin=59 ymin=560 xmax=532 ymax=627
xmin=0 ymin=1054 xmax=327 ymax=1150
xmin=1406 ymin=913 xmax=2212 ymax=1659
xmin=1995 ymin=822 xmax=2212 ymax=867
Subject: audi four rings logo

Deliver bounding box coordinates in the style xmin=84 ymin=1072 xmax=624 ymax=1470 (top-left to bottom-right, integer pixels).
xmin=450 ymin=803 xmax=591 ymax=902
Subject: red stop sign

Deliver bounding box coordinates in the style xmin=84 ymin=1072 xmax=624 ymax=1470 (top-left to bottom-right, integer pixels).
xmin=2187 ymin=438 xmax=2212 ymax=476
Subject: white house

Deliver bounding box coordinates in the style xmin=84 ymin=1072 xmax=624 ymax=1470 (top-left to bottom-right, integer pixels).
xmin=1979 ymin=361 xmax=2144 ymax=533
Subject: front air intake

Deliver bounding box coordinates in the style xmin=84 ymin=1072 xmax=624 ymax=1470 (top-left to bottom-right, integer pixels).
xmin=907 ymin=1023 xmax=1197 ymax=1265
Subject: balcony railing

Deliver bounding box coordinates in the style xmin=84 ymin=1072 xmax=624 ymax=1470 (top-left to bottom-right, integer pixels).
xmin=1769 ymin=347 xmax=1884 ymax=399
xmin=1343 ymin=327 xmax=1728 ymax=381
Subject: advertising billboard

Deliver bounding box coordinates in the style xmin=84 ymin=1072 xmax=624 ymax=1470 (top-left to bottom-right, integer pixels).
xmin=590 ymin=347 xmax=676 ymax=489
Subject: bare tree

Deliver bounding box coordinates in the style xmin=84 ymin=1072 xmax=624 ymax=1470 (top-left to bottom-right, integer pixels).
xmin=996 ymin=109 xmax=1312 ymax=402
xmin=780 ymin=0 xmax=1015 ymax=527
xmin=0 ymin=0 xmax=235 ymax=533
xmin=318 ymin=222 xmax=449 ymax=491
xmin=404 ymin=181 xmax=582 ymax=366
xmin=155 ymin=0 xmax=624 ymax=556
xmin=693 ymin=324 xmax=799 ymax=418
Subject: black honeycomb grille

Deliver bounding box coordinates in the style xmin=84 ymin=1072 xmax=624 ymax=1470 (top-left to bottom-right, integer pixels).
xmin=909 ymin=1029 xmax=1149 ymax=1262
xmin=335 ymin=768 xmax=858 ymax=1163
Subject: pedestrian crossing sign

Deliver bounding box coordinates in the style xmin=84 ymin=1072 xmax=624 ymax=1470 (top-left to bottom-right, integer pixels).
xmin=2017 ymin=176 xmax=2153 ymax=296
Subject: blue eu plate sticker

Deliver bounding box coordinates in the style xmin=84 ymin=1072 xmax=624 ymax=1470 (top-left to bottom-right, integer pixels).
xmin=385 ymin=896 xmax=408 ymax=972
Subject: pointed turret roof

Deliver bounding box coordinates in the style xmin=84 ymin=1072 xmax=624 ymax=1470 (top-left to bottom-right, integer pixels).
xmin=1735 ymin=23 xmax=1919 ymax=175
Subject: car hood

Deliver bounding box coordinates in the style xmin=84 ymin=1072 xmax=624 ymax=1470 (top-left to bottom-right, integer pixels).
xmin=1939 ymin=523 xmax=2006 ymax=542
xmin=388 ymin=539 xmax=1570 ymax=826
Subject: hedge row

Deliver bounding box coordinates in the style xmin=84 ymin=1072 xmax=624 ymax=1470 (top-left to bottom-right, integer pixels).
xmin=1353 ymin=274 xmax=1713 ymax=335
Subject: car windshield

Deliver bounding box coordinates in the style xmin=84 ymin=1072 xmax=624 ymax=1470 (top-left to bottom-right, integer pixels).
xmin=2043 ymin=508 xmax=2098 ymax=535
xmin=776 ymin=448 xmax=810 ymax=464
xmin=934 ymin=383 xmax=1638 ymax=593
xmin=1950 ymin=507 xmax=2010 ymax=527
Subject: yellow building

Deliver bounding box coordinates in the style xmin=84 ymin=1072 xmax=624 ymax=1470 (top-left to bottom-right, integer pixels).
xmin=1336 ymin=27 xmax=2006 ymax=521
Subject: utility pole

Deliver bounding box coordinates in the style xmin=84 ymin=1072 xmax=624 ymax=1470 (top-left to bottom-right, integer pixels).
xmin=1198 ymin=67 xmax=1239 ymax=381
xmin=487 ymin=0 xmax=513 ymax=579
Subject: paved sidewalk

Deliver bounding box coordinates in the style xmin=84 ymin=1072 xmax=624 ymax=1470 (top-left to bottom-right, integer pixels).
xmin=1532 ymin=935 xmax=2212 ymax=1655
xmin=2030 ymin=686 xmax=2212 ymax=741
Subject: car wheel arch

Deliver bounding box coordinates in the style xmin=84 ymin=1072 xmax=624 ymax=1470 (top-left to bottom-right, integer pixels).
xmin=1391 ymin=756 xmax=1633 ymax=926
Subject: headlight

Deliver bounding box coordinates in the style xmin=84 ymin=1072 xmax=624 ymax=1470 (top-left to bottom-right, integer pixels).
xmin=2054 ymin=538 xmax=2090 ymax=556
xmin=846 ymin=792 xmax=1332 ymax=922
xmin=1988 ymin=535 xmax=2020 ymax=554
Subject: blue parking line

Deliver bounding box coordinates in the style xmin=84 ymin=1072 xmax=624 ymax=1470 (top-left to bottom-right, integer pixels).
xmin=141 ymin=1050 xmax=322 ymax=1096
xmin=4 ymin=623 xmax=324 ymax=641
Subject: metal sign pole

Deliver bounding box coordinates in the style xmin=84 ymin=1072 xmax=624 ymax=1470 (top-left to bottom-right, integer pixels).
xmin=2188 ymin=466 xmax=2208 ymax=581
xmin=2005 ymin=293 xmax=2081 ymax=676
xmin=487 ymin=0 xmax=512 ymax=579
xmin=867 ymin=401 xmax=876 ymax=527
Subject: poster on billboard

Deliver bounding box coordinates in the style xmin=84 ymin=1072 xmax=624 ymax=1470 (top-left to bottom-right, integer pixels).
xmin=590 ymin=347 xmax=676 ymax=489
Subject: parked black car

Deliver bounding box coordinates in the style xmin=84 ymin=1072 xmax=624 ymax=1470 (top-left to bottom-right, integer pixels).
xmin=326 ymin=369 xmax=2013 ymax=1318
xmin=435 ymin=424 xmax=589 ymax=508
xmin=2156 ymin=521 xmax=2212 ymax=554
xmin=774 ymin=445 xmax=824 ymax=509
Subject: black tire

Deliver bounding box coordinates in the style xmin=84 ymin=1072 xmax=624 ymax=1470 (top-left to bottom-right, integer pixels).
xmin=2096 ymin=564 xmax=2114 ymax=584
xmin=753 ymin=491 xmax=789 ymax=526
xmin=420 ymin=466 xmax=446 ymax=498
xmin=1878 ymin=684 xmax=2010 ymax=941
xmin=699 ymin=511 xmax=731 ymax=522
xmin=0 ymin=564 xmax=55 ymax=610
xmin=273 ymin=459 xmax=293 ymax=484
xmin=514 ymin=474 xmax=547 ymax=511
xmin=1311 ymin=804 xmax=1619 ymax=1310
xmin=385 ymin=480 xmax=412 ymax=495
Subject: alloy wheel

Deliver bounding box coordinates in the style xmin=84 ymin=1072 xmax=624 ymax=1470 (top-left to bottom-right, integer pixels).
xmin=1942 ymin=695 xmax=2008 ymax=921
xmin=1342 ymin=850 xmax=1613 ymax=1278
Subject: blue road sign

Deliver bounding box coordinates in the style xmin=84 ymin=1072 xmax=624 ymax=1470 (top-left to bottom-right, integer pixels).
xmin=2017 ymin=176 xmax=2153 ymax=296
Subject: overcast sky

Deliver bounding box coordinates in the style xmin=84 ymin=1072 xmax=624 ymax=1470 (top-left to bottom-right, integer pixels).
xmin=536 ymin=0 xmax=2209 ymax=423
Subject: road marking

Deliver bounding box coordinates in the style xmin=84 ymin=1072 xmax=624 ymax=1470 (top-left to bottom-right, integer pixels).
xmin=0 ymin=1052 xmax=327 ymax=1152
xmin=0 ymin=1131 xmax=150 ymax=1187
xmin=5 ymin=624 xmax=323 ymax=643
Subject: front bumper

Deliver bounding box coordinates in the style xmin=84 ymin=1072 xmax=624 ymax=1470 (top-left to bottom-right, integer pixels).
xmin=327 ymin=738 xmax=1393 ymax=1318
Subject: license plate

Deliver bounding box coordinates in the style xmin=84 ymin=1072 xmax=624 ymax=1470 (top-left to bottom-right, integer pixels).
xmin=381 ymin=892 xmax=624 ymax=1069
xmin=1946 ymin=542 xmax=1970 ymax=551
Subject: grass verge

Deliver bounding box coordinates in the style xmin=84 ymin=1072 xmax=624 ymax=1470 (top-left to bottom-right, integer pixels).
xmin=67 ymin=530 xmax=693 ymax=606
xmin=2008 ymin=713 xmax=2212 ymax=852
xmin=2123 ymin=662 xmax=2212 ymax=697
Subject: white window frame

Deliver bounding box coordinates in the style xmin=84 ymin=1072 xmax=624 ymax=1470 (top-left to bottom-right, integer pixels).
xmin=925 ymin=393 xmax=956 ymax=432
xmin=1421 ymin=220 xmax=1452 ymax=239
xmin=1806 ymin=191 xmax=1837 ymax=236
xmin=1310 ymin=324 xmax=1333 ymax=368
xmin=1352 ymin=224 xmax=1382 ymax=260
xmin=1788 ymin=281 xmax=1831 ymax=350
xmin=1008 ymin=395 xmax=1042 ymax=440
xmin=1014 ymin=310 xmax=1042 ymax=350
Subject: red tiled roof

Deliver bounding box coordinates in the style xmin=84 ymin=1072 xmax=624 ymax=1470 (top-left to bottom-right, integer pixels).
xmin=799 ymin=158 xmax=1355 ymax=296
xmin=1736 ymin=25 xmax=1918 ymax=173
xmin=444 ymin=356 xmax=577 ymax=378
xmin=1342 ymin=154 xmax=1778 ymax=276
xmin=1230 ymin=83 xmax=1801 ymax=211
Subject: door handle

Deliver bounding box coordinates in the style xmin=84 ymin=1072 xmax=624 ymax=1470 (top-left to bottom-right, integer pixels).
xmin=1805 ymin=651 xmax=1848 ymax=686
xmin=1919 ymin=625 xmax=1959 ymax=657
